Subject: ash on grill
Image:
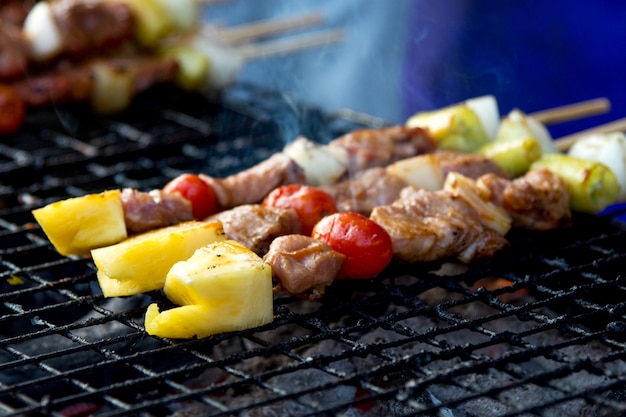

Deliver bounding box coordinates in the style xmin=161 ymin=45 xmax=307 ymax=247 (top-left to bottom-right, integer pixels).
xmin=2 ymin=84 xmax=626 ymax=417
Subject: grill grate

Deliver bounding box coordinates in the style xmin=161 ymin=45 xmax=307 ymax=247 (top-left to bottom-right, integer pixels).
xmin=1 ymin=84 xmax=626 ymax=417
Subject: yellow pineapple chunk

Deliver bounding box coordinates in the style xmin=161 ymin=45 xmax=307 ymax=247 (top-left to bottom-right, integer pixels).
xmin=97 ymin=271 xmax=163 ymax=297
xmin=145 ymin=240 xmax=274 ymax=339
xmin=92 ymin=220 xmax=226 ymax=296
xmin=32 ymin=190 xmax=127 ymax=256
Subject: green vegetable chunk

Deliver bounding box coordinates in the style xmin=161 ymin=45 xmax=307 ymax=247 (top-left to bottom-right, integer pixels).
xmin=478 ymin=137 xmax=542 ymax=178
xmin=530 ymin=153 xmax=619 ymax=213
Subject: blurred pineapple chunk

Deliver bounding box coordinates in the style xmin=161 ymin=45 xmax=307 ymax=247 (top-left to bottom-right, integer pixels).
xmin=145 ymin=240 xmax=274 ymax=339
xmin=32 ymin=190 xmax=127 ymax=256
xmin=93 ymin=220 xmax=226 ymax=296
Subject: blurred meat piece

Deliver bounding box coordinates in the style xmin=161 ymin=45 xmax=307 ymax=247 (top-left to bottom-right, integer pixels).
xmin=51 ymin=0 xmax=134 ymax=56
xmin=201 ymin=153 xmax=306 ymax=209
xmin=328 ymin=125 xmax=436 ymax=174
xmin=121 ymin=188 xmax=194 ymax=235
xmin=434 ymin=150 xmax=509 ymax=179
xmin=208 ymin=204 xmax=301 ymax=256
xmin=370 ymin=187 xmax=509 ymax=263
xmin=11 ymin=57 xmax=178 ymax=107
xmin=321 ymin=167 xmax=408 ymax=216
xmin=263 ymin=234 xmax=345 ymax=301
xmin=478 ymin=167 xmax=572 ymax=230
xmin=0 ymin=24 xmax=29 ymax=80
xmin=0 ymin=0 xmax=36 ymax=26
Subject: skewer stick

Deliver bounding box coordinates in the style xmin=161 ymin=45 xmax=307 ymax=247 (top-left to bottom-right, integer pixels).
xmin=554 ymin=117 xmax=626 ymax=151
xmin=196 ymin=0 xmax=233 ymax=4
xmin=207 ymin=13 xmax=326 ymax=45
xmin=529 ymin=97 xmax=611 ymax=125
xmin=236 ymin=30 xmax=344 ymax=60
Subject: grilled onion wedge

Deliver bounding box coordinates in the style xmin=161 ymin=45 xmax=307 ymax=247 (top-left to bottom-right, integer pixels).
xmin=145 ymin=240 xmax=274 ymax=339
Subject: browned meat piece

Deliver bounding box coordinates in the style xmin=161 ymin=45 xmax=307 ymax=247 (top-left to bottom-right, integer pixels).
xmin=208 ymin=204 xmax=301 ymax=256
xmin=370 ymin=187 xmax=509 ymax=263
xmin=201 ymin=153 xmax=306 ymax=209
xmin=478 ymin=168 xmax=572 ymax=231
xmin=51 ymin=0 xmax=134 ymax=56
xmin=434 ymin=150 xmax=509 ymax=180
xmin=263 ymin=234 xmax=345 ymax=301
xmin=321 ymin=167 xmax=408 ymax=215
xmin=328 ymin=125 xmax=437 ymax=175
xmin=12 ymin=63 xmax=93 ymax=106
xmin=11 ymin=57 xmax=178 ymax=107
xmin=121 ymin=188 xmax=194 ymax=235
xmin=0 ymin=0 xmax=36 ymax=26
xmin=0 ymin=24 xmax=28 ymax=80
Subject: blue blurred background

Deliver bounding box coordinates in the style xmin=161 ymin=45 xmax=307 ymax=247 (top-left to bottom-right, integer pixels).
xmin=204 ymin=0 xmax=626 ymax=140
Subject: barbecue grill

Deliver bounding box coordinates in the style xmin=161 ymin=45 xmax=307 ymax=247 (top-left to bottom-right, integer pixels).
xmin=1 ymin=83 xmax=626 ymax=417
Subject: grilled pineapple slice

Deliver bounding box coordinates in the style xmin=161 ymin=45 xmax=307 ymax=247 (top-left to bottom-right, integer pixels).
xmin=32 ymin=190 xmax=127 ymax=256
xmin=93 ymin=220 xmax=226 ymax=296
xmin=145 ymin=240 xmax=274 ymax=339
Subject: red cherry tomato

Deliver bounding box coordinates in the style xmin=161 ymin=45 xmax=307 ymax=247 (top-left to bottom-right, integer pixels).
xmin=262 ymin=184 xmax=338 ymax=235
xmin=0 ymin=85 xmax=26 ymax=135
xmin=163 ymin=173 xmax=219 ymax=219
xmin=311 ymin=212 xmax=393 ymax=280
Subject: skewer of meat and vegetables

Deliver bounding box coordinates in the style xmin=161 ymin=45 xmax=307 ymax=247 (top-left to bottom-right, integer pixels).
xmin=27 ymin=92 xmax=626 ymax=339
xmin=0 ymin=0 xmax=343 ymax=134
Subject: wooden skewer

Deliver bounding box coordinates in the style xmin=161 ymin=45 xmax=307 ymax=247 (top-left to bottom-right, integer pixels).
xmin=236 ymin=29 xmax=344 ymax=60
xmin=196 ymin=0 xmax=233 ymax=4
xmin=528 ymin=97 xmax=611 ymax=125
xmin=207 ymin=13 xmax=326 ymax=45
xmin=554 ymin=117 xmax=626 ymax=151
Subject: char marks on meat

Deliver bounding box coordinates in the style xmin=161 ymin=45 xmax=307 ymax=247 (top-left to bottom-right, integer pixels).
xmin=479 ymin=167 xmax=572 ymax=230
xmin=121 ymin=188 xmax=194 ymax=235
xmin=208 ymin=204 xmax=301 ymax=256
xmin=328 ymin=125 xmax=436 ymax=175
xmin=370 ymin=187 xmax=509 ymax=263
xmin=263 ymin=235 xmax=345 ymax=301
xmin=321 ymin=167 xmax=409 ymax=216
xmin=51 ymin=0 xmax=134 ymax=56
xmin=201 ymin=153 xmax=306 ymax=209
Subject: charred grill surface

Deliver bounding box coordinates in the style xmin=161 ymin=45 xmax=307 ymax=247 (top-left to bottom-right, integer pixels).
xmin=1 ymin=83 xmax=626 ymax=417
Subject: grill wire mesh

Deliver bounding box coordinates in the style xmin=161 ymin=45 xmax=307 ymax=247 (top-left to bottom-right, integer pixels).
xmin=1 ymin=83 xmax=626 ymax=417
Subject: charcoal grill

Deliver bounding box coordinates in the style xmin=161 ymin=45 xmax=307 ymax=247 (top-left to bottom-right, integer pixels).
xmin=2 ymin=83 xmax=626 ymax=417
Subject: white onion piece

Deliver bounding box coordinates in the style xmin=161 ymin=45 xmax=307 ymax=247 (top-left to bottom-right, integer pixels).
xmin=503 ymin=109 xmax=556 ymax=154
xmin=189 ymin=36 xmax=245 ymax=89
xmin=282 ymin=136 xmax=348 ymax=186
xmin=23 ymin=2 xmax=64 ymax=61
xmin=154 ymin=0 xmax=199 ymax=32
xmin=90 ymin=63 xmax=134 ymax=115
xmin=464 ymin=95 xmax=500 ymax=141
xmin=386 ymin=154 xmax=444 ymax=191
xmin=568 ymin=132 xmax=626 ymax=201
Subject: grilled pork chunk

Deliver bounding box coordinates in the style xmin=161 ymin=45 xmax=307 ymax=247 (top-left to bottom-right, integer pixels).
xmin=434 ymin=150 xmax=509 ymax=180
xmin=263 ymin=234 xmax=345 ymax=301
xmin=0 ymin=24 xmax=28 ymax=80
xmin=121 ymin=188 xmax=194 ymax=235
xmin=370 ymin=187 xmax=509 ymax=263
xmin=11 ymin=57 xmax=179 ymax=107
xmin=328 ymin=125 xmax=437 ymax=175
xmin=208 ymin=204 xmax=301 ymax=256
xmin=478 ymin=167 xmax=572 ymax=230
xmin=201 ymin=153 xmax=306 ymax=209
xmin=51 ymin=0 xmax=134 ymax=57
xmin=321 ymin=167 xmax=409 ymax=216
